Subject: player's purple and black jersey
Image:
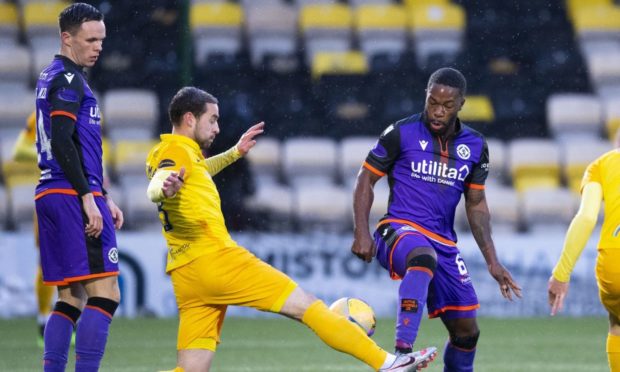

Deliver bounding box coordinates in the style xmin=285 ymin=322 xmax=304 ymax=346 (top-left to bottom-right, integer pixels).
xmin=364 ymin=113 xmax=489 ymax=244
xmin=34 ymin=55 xmax=103 ymax=197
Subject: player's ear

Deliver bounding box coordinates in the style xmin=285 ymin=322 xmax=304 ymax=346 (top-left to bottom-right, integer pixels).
xmin=458 ymin=96 xmax=466 ymax=112
xmin=183 ymin=112 xmax=195 ymax=128
xmin=60 ymin=31 xmax=72 ymax=48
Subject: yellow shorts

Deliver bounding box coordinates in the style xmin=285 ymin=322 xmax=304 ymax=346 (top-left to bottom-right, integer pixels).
xmin=170 ymin=245 xmax=297 ymax=351
xmin=596 ymin=249 xmax=620 ymax=318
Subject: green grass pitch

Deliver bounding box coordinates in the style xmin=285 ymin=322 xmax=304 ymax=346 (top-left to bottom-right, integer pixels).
xmin=0 ymin=316 xmax=608 ymax=371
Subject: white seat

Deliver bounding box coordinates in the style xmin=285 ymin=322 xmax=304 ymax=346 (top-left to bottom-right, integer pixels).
xmin=191 ymin=3 xmax=243 ymax=66
xmin=245 ymin=137 xmax=281 ymax=186
xmin=585 ymin=49 xmax=620 ymax=94
xmin=484 ymin=185 xmax=520 ymax=232
xmin=562 ymin=138 xmax=612 ymax=193
xmin=7 ymin=182 xmax=36 ymax=229
xmin=102 ymin=89 xmax=158 ymax=141
xmin=0 ymin=86 xmax=34 ymax=133
xmin=508 ymin=138 xmax=561 ymax=193
xmin=282 ymin=137 xmax=338 ymax=187
xmin=122 ymin=179 xmax=160 ymax=229
xmin=546 ymin=93 xmax=603 ymax=141
xmin=293 ymin=183 xmax=349 ymax=230
xmin=245 ymin=5 xmax=297 ymax=67
xmin=0 ymin=46 xmax=30 ymax=86
xmin=246 ymin=183 xmax=294 ymax=217
xmin=355 ymin=5 xmax=408 ymax=62
xmin=520 ymin=187 xmax=579 ymax=232
xmin=31 ymin=45 xmax=58 ymax=82
xmin=299 ymin=4 xmax=353 ymax=65
xmin=339 ymin=136 xmax=376 ymax=187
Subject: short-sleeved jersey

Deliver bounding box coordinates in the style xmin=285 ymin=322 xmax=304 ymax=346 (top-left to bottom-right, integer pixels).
xmin=581 ymin=149 xmax=620 ymax=249
xmin=34 ymin=55 xmax=104 ymax=196
xmin=146 ymin=134 xmax=237 ymax=272
xmin=364 ymin=113 xmax=489 ymax=243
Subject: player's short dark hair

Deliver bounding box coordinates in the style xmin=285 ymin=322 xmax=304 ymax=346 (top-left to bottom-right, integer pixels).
xmin=427 ymin=67 xmax=467 ymax=97
xmin=169 ymin=87 xmax=218 ymax=126
xmin=59 ymin=3 xmax=103 ymax=35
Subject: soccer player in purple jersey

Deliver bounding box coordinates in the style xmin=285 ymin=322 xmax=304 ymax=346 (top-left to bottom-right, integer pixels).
xmin=351 ymin=67 xmax=522 ymax=371
xmin=34 ymin=3 xmax=123 ymax=371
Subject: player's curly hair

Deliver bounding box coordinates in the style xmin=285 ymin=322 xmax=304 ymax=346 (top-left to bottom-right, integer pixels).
xmin=427 ymin=67 xmax=467 ymax=97
xmin=59 ymin=3 xmax=103 ymax=35
xmin=169 ymin=87 xmax=219 ymax=126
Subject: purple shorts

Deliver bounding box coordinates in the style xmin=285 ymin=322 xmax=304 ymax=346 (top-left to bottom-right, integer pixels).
xmin=35 ymin=193 xmax=119 ymax=285
xmin=374 ymin=221 xmax=479 ymax=319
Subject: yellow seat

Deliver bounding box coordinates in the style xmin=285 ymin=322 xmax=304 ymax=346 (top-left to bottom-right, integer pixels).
xmin=355 ymin=5 xmax=407 ymax=31
xmin=403 ymin=0 xmax=450 ymax=11
xmin=0 ymin=3 xmax=18 ymax=26
xmin=459 ymin=96 xmax=495 ymax=123
xmin=190 ymin=3 xmax=243 ymax=29
xmin=299 ymin=4 xmax=352 ymax=31
xmin=409 ymin=3 xmax=465 ymax=30
xmin=113 ymin=140 xmax=158 ymax=178
xmin=607 ymin=118 xmax=620 ymax=141
xmin=572 ymin=5 xmax=620 ymax=33
xmin=311 ymin=51 xmax=368 ymax=79
xmin=512 ymin=168 xmax=561 ymax=194
xmin=565 ymin=0 xmax=612 ymax=22
xmin=24 ymin=2 xmax=70 ymax=29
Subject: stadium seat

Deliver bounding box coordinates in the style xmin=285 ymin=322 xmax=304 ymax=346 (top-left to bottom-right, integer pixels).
xmin=190 ymin=2 xmax=244 ymax=66
xmin=299 ymin=3 xmax=353 ymax=65
xmin=282 ymin=137 xmax=338 ymax=187
xmin=459 ymin=95 xmax=495 ymax=125
xmin=31 ymin=45 xmax=59 ymax=83
xmin=244 ymin=136 xmax=281 ymax=186
xmin=293 ymin=183 xmax=349 ymax=231
xmin=485 ymin=138 xmax=507 ymax=185
xmin=571 ymin=4 xmax=620 ymax=45
xmin=112 ymin=140 xmax=158 ymax=183
xmin=350 ymin=0 xmax=393 ymax=6
xmin=562 ymin=138 xmax=612 ymax=193
xmin=354 ymin=4 xmax=408 ymax=62
xmin=23 ymin=1 xmax=69 ymax=49
xmin=293 ymin=0 xmax=337 ymax=8
xmin=369 ymin=178 xmax=389 ymax=224
xmin=0 ymin=2 xmax=19 ymax=47
xmin=121 ymin=180 xmax=160 ymax=230
xmin=407 ymin=3 xmax=466 ymax=69
xmin=245 ymin=183 xmax=294 ymax=228
xmin=338 ymin=136 xmax=376 ymax=188
xmin=101 ymin=89 xmax=158 ymax=141
xmin=6 ymin=181 xmax=37 ymax=229
xmin=0 ymin=46 xmax=31 ymax=88
xmin=604 ymin=96 xmax=620 ymax=140
xmin=520 ymin=187 xmax=579 ymax=232
xmin=244 ymin=4 xmax=297 ymax=68
xmin=565 ymin=0 xmax=612 ymax=23
xmin=0 ymin=185 xmax=7 ymax=229
xmin=584 ymin=47 xmax=620 ymax=96
xmin=508 ymin=138 xmax=561 ymax=193
xmin=311 ymin=51 xmax=368 ymax=80
xmin=402 ymin=0 xmax=450 ymax=10
xmin=0 ymin=86 xmax=34 ymax=139
xmin=484 ymin=185 xmax=521 ymax=232
xmin=546 ymin=93 xmax=603 ymax=141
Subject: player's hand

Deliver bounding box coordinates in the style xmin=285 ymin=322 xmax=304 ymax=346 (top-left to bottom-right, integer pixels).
xmin=82 ymin=193 xmax=103 ymax=238
xmin=236 ymin=121 xmax=265 ymax=156
xmin=489 ymin=262 xmax=522 ymax=301
xmin=106 ymin=196 xmax=124 ymax=230
xmin=548 ymin=276 xmax=569 ymax=316
xmin=162 ymin=167 xmax=185 ymax=198
xmin=351 ymin=234 xmax=376 ymax=263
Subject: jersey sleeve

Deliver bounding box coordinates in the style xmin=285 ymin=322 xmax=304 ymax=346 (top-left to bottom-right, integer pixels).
xmin=580 ymin=157 xmax=601 ymax=191
xmin=465 ymin=139 xmax=489 ymax=189
xmin=363 ymin=123 xmax=401 ymax=177
xmin=48 ymin=72 xmax=84 ymax=121
xmin=147 ymin=144 xmax=193 ymax=180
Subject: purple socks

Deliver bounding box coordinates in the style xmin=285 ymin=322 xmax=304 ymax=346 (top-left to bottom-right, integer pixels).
xmin=43 ymin=302 xmax=81 ymax=372
xmin=75 ymin=297 xmax=118 ymax=372
xmin=443 ymin=340 xmax=476 ymax=372
xmin=395 ymin=267 xmax=433 ymax=351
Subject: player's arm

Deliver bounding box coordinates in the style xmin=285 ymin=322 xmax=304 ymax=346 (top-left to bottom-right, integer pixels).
xmin=48 ymin=73 xmax=102 ymax=237
xmin=351 ymin=123 xmax=398 ymax=263
xmin=204 ymin=121 xmax=264 ymax=176
xmin=147 ymin=146 xmax=192 ymax=203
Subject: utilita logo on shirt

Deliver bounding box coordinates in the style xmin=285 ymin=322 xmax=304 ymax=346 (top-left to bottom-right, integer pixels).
xmin=410 ymin=160 xmax=470 ymax=186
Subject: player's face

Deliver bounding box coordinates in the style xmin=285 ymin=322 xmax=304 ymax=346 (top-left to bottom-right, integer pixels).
xmin=194 ymin=103 xmax=220 ymax=149
xmin=63 ymin=20 xmax=106 ymax=67
xmin=424 ymin=83 xmax=464 ymax=136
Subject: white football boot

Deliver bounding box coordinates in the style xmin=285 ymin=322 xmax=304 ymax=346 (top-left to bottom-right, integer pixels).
xmin=379 ymin=346 xmax=438 ymax=371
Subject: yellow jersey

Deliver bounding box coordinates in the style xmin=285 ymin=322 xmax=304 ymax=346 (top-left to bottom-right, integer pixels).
xmin=582 ymin=149 xmax=620 ymax=249
xmin=146 ymin=134 xmax=238 ymax=272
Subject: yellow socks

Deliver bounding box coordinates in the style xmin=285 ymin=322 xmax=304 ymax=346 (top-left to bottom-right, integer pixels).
xmin=608 ymin=333 xmax=620 ymax=371
xmin=302 ymin=300 xmax=387 ymax=370
xmin=36 ymin=266 xmax=54 ymax=316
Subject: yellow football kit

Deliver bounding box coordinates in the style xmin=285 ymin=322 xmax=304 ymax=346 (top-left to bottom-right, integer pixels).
xmin=146 ymin=134 xmax=297 ymax=351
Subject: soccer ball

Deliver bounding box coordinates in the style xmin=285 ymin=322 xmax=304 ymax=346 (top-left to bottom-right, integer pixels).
xmin=329 ymin=297 xmax=376 ymax=337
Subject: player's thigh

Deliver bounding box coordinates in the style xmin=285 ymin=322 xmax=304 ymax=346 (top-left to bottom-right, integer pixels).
xmin=179 ymin=246 xmax=298 ymax=313
xmin=375 ymin=225 xmax=433 ymax=279
xmin=177 ymin=303 xmax=227 ymax=351
xmin=57 ymin=283 xmax=87 ymax=309
xmin=596 ymin=249 xmax=620 ymax=318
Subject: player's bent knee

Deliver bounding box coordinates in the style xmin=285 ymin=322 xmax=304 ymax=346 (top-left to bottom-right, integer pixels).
xmin=450 ymin=330 xmax=480 ymax=350
xmin=407 ymin=254 xmax=437 ymax=273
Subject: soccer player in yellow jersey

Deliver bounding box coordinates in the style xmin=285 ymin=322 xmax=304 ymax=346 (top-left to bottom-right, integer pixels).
xmin=146 ymin=87 xmax=437 ymax=372
xmin=11 ymin=112 xmax=55 ymax=346
xmin=548 ymin=130 xmax=620 ymax=371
